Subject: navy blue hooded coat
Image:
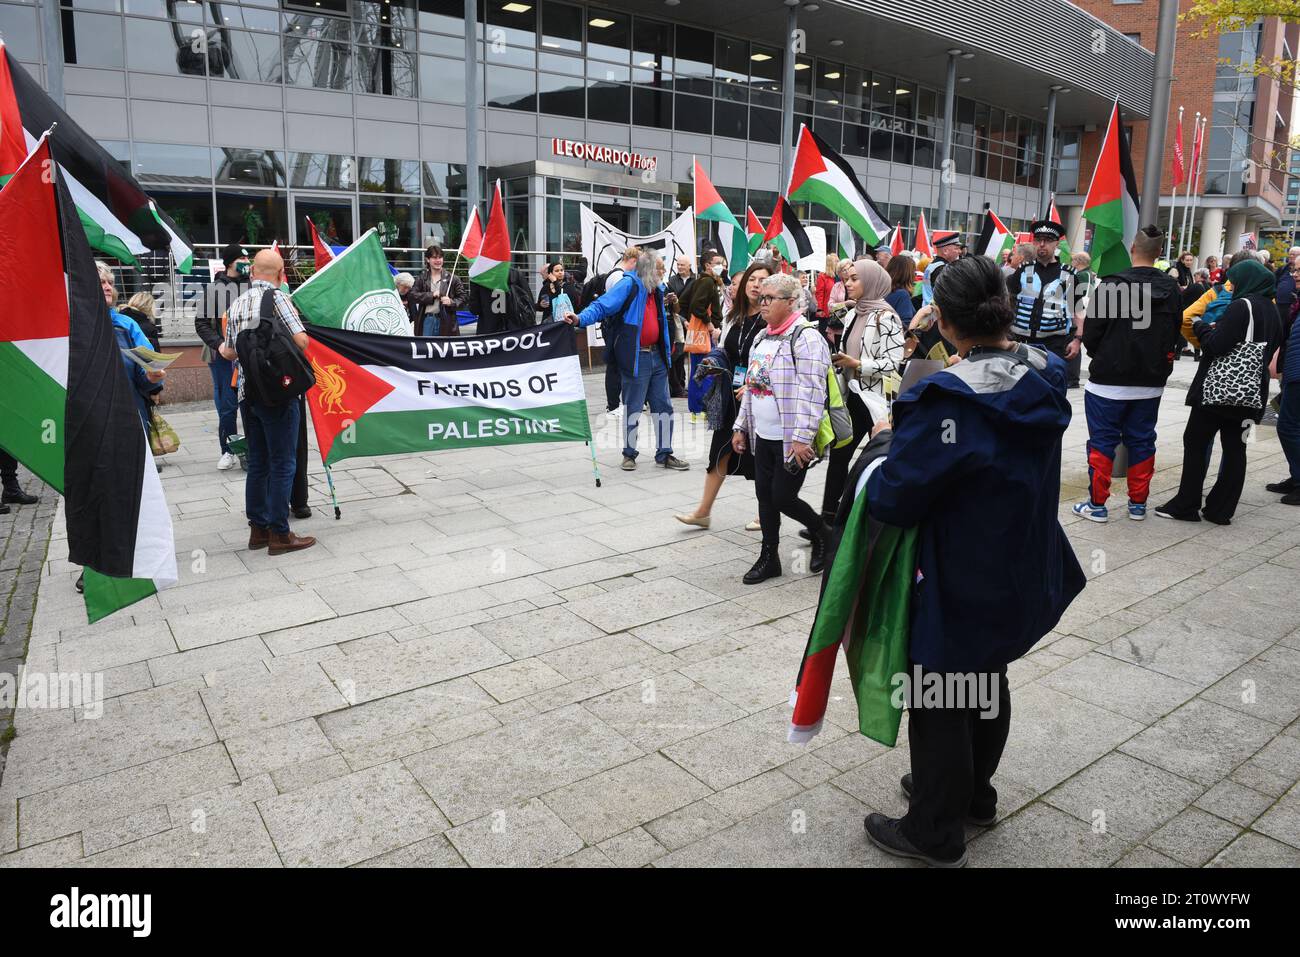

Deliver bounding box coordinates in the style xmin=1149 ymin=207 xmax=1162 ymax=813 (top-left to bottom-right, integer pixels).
xmin=866 ymin=345 xmax=1085 ymax=672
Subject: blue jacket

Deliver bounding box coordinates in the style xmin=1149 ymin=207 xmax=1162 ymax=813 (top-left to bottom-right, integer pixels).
xmin=575 ymin=273 xmax=669 ymax=376
xmin=1281 ymin=299 xmax=1300 ymax=384
xmin=866 ymin=345 xmax=1085 ymax=672
xmin=1275 ymin=266 xmax=1296 ymax=324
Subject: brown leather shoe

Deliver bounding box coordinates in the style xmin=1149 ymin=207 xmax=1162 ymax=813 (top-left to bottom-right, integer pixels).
xmin=248 ymin=525 xmax=270 ymax=550
xmin=268 ymin=530 xmax=316 ymax=556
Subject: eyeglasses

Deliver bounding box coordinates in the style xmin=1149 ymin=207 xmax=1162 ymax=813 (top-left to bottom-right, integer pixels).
xmin=757 ymin=295 xmax=793 ymax=304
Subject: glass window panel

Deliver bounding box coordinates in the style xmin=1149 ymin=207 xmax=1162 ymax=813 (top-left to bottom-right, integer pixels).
xmin=716 ymin=78 xmax=746 ymax=104
xmin=843 ymin=123 xmax=869 ymax=157
xmin=538 ymin=72 xmax=584 ymax=116
xmin=288 ymin=153 xmax=356 ymax=190
xmin=354 ymin=0 xmax=415 ymax=48
xmin=422 ymin=32 xmax=462 ymax=56
xmin=99 ymin=139 xmax=131 ymax=175
xmin=586 ymin=80 xmax=629 ymax=123
xmin=296 ymin=196 xmax=353 ymax=245
xmin=674 ymin=93 xmax=711 ymax=134
xmin=214 ymin=30 xmax=283 ymax=84
xmin=586 ymin=7 xmax=628 ymax=63
xmin=914 ymin=137 xmax=935 ymax=170
xmin=674 ymin=23 xmax=711 ymax=92
xmin=793 ymin=54 xmax=812 ymax=97
xmin=62 ymin=11 xmax=123 ymax=68
xmin=813 ymin=115 xmax=842 ymax=152
xmin=360 ymin=195 xmax=418 ymax=247
xmin=486 ymin=64 xmax=536 ymax=111
xmin=216 ymin=189 xmax=287 ymax=246
xmin=841 ymin=67 xmax=866 ymax=111
xmin=358 ymin=157 xmax=420 ymax=194
xmin=123 ymin=0 xmax=204 ymax=21
xmin=632 ymin=86 xmax=672 ymax=129
xmin=633 ymin=17 xmax=671 ymax=71
xmin=125 ymin=16 xmax=202 ymax=76
xmin=870 ymin=127 xmax=892 ymax=163
xmin=714 ymin=99 xmax=747 ymax=140
xmin=895 ymin=84 xmax=915 ymax=121
xmin=419 ymin=54 xmax=466 ymax=103
xmin=545 ymin=195 xmax=561 ymax=251
xmin=541 ymin=0 xmax=582 ymax=53
xmin=817 ymin=61 xmax=844 ymax=103
xmin=747 ymin=107 xmax=780 ymax=145
xmin=588 ymin=59 xmax=629 ymax=82
xmin=60 ymin=0 xmax=121 ymax=10
xmin=133 ymin=142 xmax=211 ymax=183
xmin=539 ymin=51 xmax=582 ymax=74
xmin=355 ymin=46 xmax=417 ymax=96
xmin=871 ymin=75 xmax=895 ymax=114
xmin=715 ymin=35 xmax=747 ymax=83
xmin=751 ymin=88 xmax=780 ymax=109
xmin=486 ymin=0 xmax=535 ymax=48
xmin=212 ymin=5 xmax=279 ymax=31
xmin=214 ymin=148 xmax=285 ymax=187
xmin=485 ymin=41 xmax=535 ymax=69
xmin=151 ymin=188 xmax=215 ymax=246
xmin=0 ymin=5 xmax=40 ymax=59
xmin=418 ymin=0 xmax=469 ymax=35
xmin=283 ymin=36 xmax=351 ymax=91
xmin=750 ymin=43 xmax=779 ymax=93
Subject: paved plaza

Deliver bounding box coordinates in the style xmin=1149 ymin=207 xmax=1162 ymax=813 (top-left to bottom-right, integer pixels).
xmin=1 ymin=357 xmax=1299 ymax=868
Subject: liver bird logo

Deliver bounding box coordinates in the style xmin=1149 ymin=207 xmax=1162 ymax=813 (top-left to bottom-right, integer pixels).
xmin=311 ymin=357 xmax=352 ymax=415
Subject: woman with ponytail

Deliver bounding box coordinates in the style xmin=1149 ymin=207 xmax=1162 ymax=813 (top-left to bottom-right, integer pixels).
xmin=853 ymin=255 xmax=1085 ymax=867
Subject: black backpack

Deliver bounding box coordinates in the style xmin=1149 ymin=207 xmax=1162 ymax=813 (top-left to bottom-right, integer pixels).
xmin=235 ymin=288 xmax=315 ymax=406
xmin=579 ymin=270 xmax=614 ymax=310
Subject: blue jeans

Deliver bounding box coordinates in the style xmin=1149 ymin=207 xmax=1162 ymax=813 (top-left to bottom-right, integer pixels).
xmin=620 ymin=347 xmax=674 ymax=461
xmin=241 ymin=399 xmax=300 ymax=533
xmin=210 ymin=357 xmax=239 ymax=454
xmin=1278 ymin=382 xmax=1300 ymax=484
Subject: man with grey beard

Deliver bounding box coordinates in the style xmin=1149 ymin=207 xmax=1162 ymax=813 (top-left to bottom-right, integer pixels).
xmin=565 ymin=251 xmax=690 ymax=472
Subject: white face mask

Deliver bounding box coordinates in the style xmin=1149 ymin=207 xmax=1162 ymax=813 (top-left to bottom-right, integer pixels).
xmin=710 ymin=264 xmax=724 ymax=276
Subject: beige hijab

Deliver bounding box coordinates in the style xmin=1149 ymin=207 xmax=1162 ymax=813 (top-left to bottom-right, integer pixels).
xmin=844 ymin=259 xmax=896 ymax=359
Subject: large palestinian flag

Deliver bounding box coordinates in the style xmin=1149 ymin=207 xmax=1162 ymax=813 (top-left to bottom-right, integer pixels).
xmin=0 ymin=134 xmax=177 ymax=622
xmin=468 ymin=181 xmax=510 ymax=290
xmin=693 ymin=159 xmax=747 ymax=270
xmin=0 ymin=42 xmax=193 ymax=272
xmin=763 ymin=197 xmax=813 ymax=264
xmin=1083 ymin=101 xmax=1141 ymax=278
xmin=292 ymin=229 xmax=408 ymax=335
xmin=974 ymin=209 xmax=1015 ymax=260
xmin=787 ymin=125 xmax=891 ymax=248
xmin=302 ymin=321 xmax=591 ymax=466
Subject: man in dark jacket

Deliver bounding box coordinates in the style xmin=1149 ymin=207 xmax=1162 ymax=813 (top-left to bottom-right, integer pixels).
xmin=194 ymin=241 xmax=250 ymax=471
xmin=1073 ymin=225 xmax=1182 ymax=522
xmin=470 ymin=267 xmax=537 ymax=334
xmin=408 ymin=244 xmax=467 ymax=336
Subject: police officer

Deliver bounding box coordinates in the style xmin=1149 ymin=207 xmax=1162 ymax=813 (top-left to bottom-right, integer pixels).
xmin=921 ymin=231 xmax=963 ymax=306
xmin=1006 ymin=219 xmax=1084 ymax=387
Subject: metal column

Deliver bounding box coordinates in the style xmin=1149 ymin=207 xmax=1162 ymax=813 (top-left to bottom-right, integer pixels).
xmin=1140 ymin=0 xmax=1179 ymax=224
xmin=464 ymin=0 xmax=480 ymax=227
xmin=778 ymin=2 xmax=798 ymax=193
xmin=1042 ymin=87 xmax=1058 ymax=215
xmin=40 ymin=0 xmax=64 ymax=107
xmin=936 ymin=51 xmax=958 ymax=230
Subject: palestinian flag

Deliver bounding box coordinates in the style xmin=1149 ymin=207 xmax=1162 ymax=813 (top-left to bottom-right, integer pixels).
xmin=763 ymin=197 xmax=813 ymax=264
xmin=0 ymin=43 xmax=193 ymax=272
xmin=787 ymin=125 xmax=890 ymax=248
xmin=889 ymin=223 xmax=905 ymax=257
xmin=292 ymin=229 xmax=409 ymax=336
xmin=0 ymin=134 xmax=176 ymax=622
xmin=693 ymin=158 xmax=747 ymax=270
xmin=789 ymin=451 xmax=917 ymax=746
xmin=458 ymin=206 xmax=484 ymax=260
xmin=975 ymin=209 xmax=1015 ymax=260
xmin=303 ymin=321 xmax=591 ymax=467
xmin=1045 ymin=197 xmax=1071 ymax=263
xmin=836 ymin=219 xmax=855 ymax=261
xmin=745 ymin=207 xmax=765 ymax=255
xmin=468 ymin=180 xmax=510 ymax=290
xmin=915 ymin=210 xmax=934 ymax=258
xmin=305 ymin=216 xmax=336 ymax=272
xmin=1083 ymin=101 xmax=1141 ymax=278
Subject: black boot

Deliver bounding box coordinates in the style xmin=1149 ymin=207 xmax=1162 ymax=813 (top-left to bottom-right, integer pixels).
xmin=808 ymin=528 xmax=827 ymax=574
xmin=742 ymin=544 xmax=782 ymax=585
xmin=1 ymin=483 xmax=37 ymax=505
xmin=0 ymin=502 xmax=9 ymax=515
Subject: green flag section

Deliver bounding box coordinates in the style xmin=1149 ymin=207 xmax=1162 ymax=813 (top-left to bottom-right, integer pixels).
xmin=974 ymin=209 xmax=1015 ymax=259
xmin=303 ymin=321 xmax=592 ymax=467
xmin=693 ymin=159 xmax=748 ymax=269
xmin=291 ymin=229 xmax=409 ymax=335
xmin=789 ymin=468 xmax=917 ymax=746
xmin=0 ymin=42 xmax=194 ymax=271
xmin=0 ymin=133 xmax=176 ymax=624
xmin=469 ymin=180 xmax=511 ymax=291
xmin=837 ymin=219 xmax=855 ymax=260
xmin=1084 ymin=101 xmax=1141 ymax=279
xmin=787 ymin=125 xmax=891 ymax=247
xmin=745 ymin=207 xmax=765 ymax=255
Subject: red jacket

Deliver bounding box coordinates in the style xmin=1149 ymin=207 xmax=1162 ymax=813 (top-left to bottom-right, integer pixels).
xmin=815 ymin=272 xmax=836 ymax=315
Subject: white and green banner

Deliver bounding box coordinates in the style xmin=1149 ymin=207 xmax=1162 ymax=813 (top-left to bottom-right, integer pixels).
xmin=291 ymin=228 xmax=409 ymax=335
xmin=303 ymin=320 xmax=592 ymax=466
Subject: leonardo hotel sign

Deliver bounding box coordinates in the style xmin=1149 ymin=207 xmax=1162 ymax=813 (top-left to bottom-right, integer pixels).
xmin=551 ymin=138 xmax=658 ymax=173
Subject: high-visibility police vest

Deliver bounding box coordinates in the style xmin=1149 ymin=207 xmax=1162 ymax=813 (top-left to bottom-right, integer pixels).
xmin=1010 ymin=261 xmax=1078 ymax=339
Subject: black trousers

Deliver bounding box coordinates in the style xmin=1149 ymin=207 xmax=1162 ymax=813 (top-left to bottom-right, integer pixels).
xmin=291 ymin=394 xmax=308 ymax=511
xmin=604 ymin=354 xmax=622 ymax=412
xmin=1162 ymin=405 xmax=1250 ymax=523
xmin=753 ymin=437 xmax=824 ymax=549
xmin=820 ymin=390 xmax=871 ymax=517
xmin=670 ymin=350 xmax=688 ymax=397
xmin=0 ymin=450 xmax=19 ymax=485
xmin=900 ymin=665 xmax=1011 ymax=861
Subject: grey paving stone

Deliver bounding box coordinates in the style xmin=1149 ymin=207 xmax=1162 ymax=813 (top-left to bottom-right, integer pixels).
xmin=258 ymin=761 xmax=448 ymax=867
xmin=1193 ymin=779 xmax=1277 ymax=828
xmin=1113 ymin=845 xmax=1183 ymax=867
xmin=1043 ymin=752 xmax=1204 ymax=842
xmin=1100 ymin=616 xmax=1274 ymax=687
xmin=403 ymin=704 xmax=643 ymax=825
xmin=542 ymin=753 xmax=711 ymax=844
xmin=597 ymin=826 xmax=667 ymax=867
xmin=630 ymin=601 xmax=770 ymax=654
xmin=270 ymin=753 xmax=355 ymax=794
xmin=1144 ymin=807 xmax=1243 ymax=865
xmin=565 ymin=577 xmax=722 ymax=634
xmin=353 ymin=834 xmax=466 ymax=868
xmin=224 ymin=718 xmax=337 ymax=780
xmin=168 ymin=591 xmax=337 ymax=650
xmin=1230 ymin=735 xmax=1300 ymax=798
xmin=582 ymin=671 xmax=746 ymax=751
xmin=1119 ymin=698 xmax=1281 ymax=786
xmin=679 ymin=643 xmax=800 ymax=714
xmin=319 ymin=628 xmax=509 ymax=704
xmin=642 ymin=799 xmax=735 ymax=852
xmin=200 ymin=659 xmax=349 ymax=738
xmin=704 ymin=769 xmax=804 ymax=822
xmin=75 ymin=803 xmax=282 ymax=868
xmin=538 ymin=632 xmax=663 ymax=681
xmin=548 ymin=846 xmax=615 ymax=867
xmin=967 ymin=803 xmax=1131 ymax=867
xmin=470 ymin=605 xmax=605 ymax=659
xmin=261 ymin=607 xmax=410 ymax=657
xmin=1251 ymin=784 xmax=1300 ymax=849
xmin=1040 ymin=652 xmax=1200 ymax=723
xmin=661 ymin=706 xmax=822 ymax=792
xmin=470 ymin=658 xmax=568 ymax=703
xmin=0 ymin=833 xmax=85 ymax=868
xmin=147 ymin=636 xmax=272 ymax=686
xmin=1208 ymin=831 xmax=1300 ymax=867
xmin=313 ymin=575 xmax=430 ymax=617
xmin=1200 ymin=644 xmax=1300 ymax=727
xmin=81 ymin=805 xmax=173 ymax=856
xmin=446 ymin=798 xmax=585 ymax=867
xmin=316 ymin=676 xmax=496 ymax=753
xmin=55 ymin=621 xmax=177 ymax=674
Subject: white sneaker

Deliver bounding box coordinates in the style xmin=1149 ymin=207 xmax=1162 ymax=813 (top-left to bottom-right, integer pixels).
xmin=217 ymin=452 xmax=237 ymax=470
xmin=606 ymin=407 xmax=623 ymax=420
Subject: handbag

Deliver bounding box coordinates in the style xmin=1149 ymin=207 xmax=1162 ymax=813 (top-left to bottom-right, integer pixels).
xmin=1202 ymin=298 xmax=1266 ymax=409
xmin=684 ymin=316 xmax=712 ymax=355
xmin=149 ymin=410 xmax=180 ymax=456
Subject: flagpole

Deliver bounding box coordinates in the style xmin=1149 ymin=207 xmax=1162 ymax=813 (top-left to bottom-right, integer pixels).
xmin=1178 ymin=111 xmax=1199 ymax=259
xmin=1186 ymin=115 xmax=1207 ymax=260
xmin=1166 ymin=106 xmax=1183 ymax=260
xmin=322 ymin=462 xmax=342 ymax=520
